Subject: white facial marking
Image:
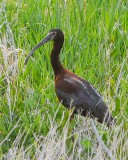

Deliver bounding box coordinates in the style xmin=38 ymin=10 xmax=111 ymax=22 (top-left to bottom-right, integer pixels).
xmin=48 ymin=32 xmax=56 ymax=40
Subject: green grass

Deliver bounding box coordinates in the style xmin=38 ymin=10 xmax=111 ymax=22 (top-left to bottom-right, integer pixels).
xmin=0 ymin=0 xmax=128 ymax=159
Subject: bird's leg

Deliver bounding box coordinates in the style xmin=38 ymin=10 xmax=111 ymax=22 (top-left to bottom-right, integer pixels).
xmin=70 ymin=113 xmax=75 ymax=143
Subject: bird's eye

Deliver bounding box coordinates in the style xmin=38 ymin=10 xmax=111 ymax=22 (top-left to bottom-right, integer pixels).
xmin=53 ymin=32 xmax=56 ymax=35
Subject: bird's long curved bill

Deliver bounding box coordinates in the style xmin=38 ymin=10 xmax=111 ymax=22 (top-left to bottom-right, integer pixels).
xmin=24 ymin=32 xmax=54 ymax=65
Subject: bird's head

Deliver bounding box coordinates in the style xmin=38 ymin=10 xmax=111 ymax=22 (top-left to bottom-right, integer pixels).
xmin=24 ymin=28 xmax=64 ymax=65
xmin=48 ymin=28 xmax=64 ymax=42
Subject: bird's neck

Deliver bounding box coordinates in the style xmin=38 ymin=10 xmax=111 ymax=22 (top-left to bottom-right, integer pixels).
xmin=50 ymin=41 xmax=65 ymax=78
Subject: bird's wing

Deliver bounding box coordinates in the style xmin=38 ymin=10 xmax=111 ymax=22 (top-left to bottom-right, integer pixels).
xmin=55 ymin=76 xmax=103 ymax=110
xmin=56 ymin=76 xmax=114 ymax=127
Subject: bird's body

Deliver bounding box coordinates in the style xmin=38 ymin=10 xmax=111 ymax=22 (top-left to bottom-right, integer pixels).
xmin=25 ymin=28 xmax=114 ymax=127
xmin=55 ymin=68 xmax=112 ymax=126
